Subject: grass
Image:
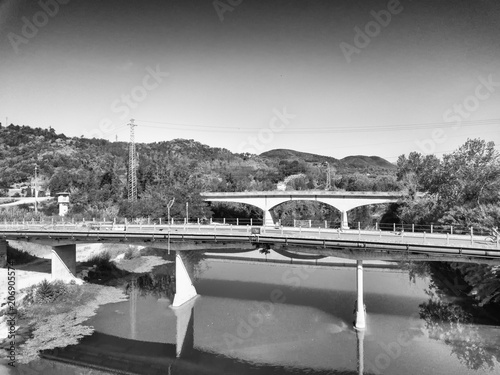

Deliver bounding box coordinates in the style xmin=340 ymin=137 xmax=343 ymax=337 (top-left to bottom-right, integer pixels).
xmin=21 ymin=279 xmax=95 ymax=317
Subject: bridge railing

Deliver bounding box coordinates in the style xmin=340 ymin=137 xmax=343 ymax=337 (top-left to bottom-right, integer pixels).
xmin=0 ymin=219 xmax=498 ymax=251
xmin=0 ymin=217 xmax=496 ymax=238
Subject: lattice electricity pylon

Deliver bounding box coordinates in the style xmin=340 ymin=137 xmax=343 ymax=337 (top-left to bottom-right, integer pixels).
xmin=128 ymin=119 xmax=138 ymax=201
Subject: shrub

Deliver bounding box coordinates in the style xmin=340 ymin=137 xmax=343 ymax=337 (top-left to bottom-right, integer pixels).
xmin=123 ymin=247 xmax=140 ymax=260
xmin=81 ymin=251 xmax=114 ymax=271
xmin=6 ymin=244 xmax=37 ymax=265
xmin=33 ymin=279 xmax=69 ymax=304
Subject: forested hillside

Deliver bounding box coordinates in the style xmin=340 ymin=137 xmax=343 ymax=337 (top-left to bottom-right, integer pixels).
xmin=0 ymin=123 xmax=399 ymax=221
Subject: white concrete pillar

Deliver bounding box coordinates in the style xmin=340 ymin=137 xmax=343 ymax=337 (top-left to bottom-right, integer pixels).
xmin=264 ymin=210 xmax=274 ymax=227
xmin=52 ymin=245 xmax=77 ymax=282
xmin=172 ymin=252 xmax=198 ymax=307
xmin=173 ymin=296 xmax=196 ymax=358
xmin=354 ymin=260 xmax=366 ymax=330
xmin=341 ymin=210 xmax=349 ymax=230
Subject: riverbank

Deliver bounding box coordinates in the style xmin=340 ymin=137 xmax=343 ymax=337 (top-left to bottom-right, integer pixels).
xmin=0 ymin=282 xmax=128 ymax=365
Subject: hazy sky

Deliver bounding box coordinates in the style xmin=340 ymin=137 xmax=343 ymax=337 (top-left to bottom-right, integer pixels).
xmin=1 ymin=0 xmax=499 ymax=161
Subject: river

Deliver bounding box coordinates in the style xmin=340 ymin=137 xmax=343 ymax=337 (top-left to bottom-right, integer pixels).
xmin=13 ymin=256 xmax=500 ymax=374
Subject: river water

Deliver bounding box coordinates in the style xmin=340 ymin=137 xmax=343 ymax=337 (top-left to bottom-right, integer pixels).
xmin=14 ymin=257 xmax=500 ymax=374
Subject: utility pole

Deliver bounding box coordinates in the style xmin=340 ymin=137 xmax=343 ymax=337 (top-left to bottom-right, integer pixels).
xmin=186 ymin=202 xmax=189 ymax=223
xmin=34 ymin=164 xmax=38 ymax=213
xmin=128 ymin=119 xmax=137 ymax=201
xmin=167 ymin=197 xmax=175 ymax=222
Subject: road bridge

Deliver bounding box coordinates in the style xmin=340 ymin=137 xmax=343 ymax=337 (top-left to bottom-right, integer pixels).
xmin=1 ymin=224 xmax=498 ymax=330
xmin=0 ymin=196 xmax=54 ymax=208
xmin=201 ymin=190 xmax=415 ymax=229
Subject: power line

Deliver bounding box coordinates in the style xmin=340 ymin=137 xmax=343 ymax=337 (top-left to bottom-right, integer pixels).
xmin=303 ymin=128 xmax=500 ymax=153
xmin=134 ymin=118 xmax=500 ymax=133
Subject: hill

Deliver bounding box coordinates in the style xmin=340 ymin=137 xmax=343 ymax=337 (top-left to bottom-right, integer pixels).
xmin=0 ymin=123 xmax=401 ymax=221
xmin=340 ymin=155 xmax=396 ymax=170
xmin=259 ymin=149 xmax=339 ymax=164
xmin=260 ymin=149 xmax=396 ymax=172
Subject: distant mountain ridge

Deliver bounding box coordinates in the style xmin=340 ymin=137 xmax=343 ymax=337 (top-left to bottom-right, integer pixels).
xmin=260 ymin=149 xmax=396 ymax=171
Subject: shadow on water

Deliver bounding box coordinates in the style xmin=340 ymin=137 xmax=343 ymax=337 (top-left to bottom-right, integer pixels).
xmin=36 ymin=331 xmax=364 ymax=375
xmin=198 ymin=278 xmax=425 ymax=321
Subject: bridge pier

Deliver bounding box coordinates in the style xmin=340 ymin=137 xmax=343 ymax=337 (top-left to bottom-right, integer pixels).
xmin=0 ymin=240 xmax=7 ymax=267
xmin=354 ymin=260 xmax=366 ymax=330
xmin=51 ymin=245 xmax=78 ymax=282
xmin=172 ymin=251 xmax=198 ymax=308
xmin=264 ymin=210 xmax=274 ymax=227
xmin=173 ymin=295 xmax=196 ymax=357
xmin=341 ymin=210 xmax=349 ymax=230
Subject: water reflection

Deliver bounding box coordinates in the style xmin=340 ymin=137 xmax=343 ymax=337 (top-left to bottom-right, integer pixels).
xmin=419 ymin=288 xmax=500 ymax=370
xmin=126 ymin=272 xmax=175 ymax=301
xmin=356 ymin=330 xmax=365 ymax=375
xmin=17 ymin=257 xmax=500 ymax=374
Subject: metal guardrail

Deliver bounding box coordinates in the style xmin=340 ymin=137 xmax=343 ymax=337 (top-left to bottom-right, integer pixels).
xmin=0 ymin=228 xmax=499 ymax=262
xmin=0 ymin=217 xmax=493 ymax=234
xmin=0 ymin=221 xmax=499 ymax=257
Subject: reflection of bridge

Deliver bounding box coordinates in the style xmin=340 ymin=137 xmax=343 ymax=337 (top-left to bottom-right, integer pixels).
xmin=30 ymin=296 xmax=365 ymax=375
xmin=1 ymin=224 xmax=499 ymax=330
xmin=202 ymin=190 xmax=415 ymax=228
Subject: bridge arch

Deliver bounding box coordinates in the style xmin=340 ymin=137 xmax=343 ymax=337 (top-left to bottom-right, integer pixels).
xmin=201 ymin=191 xmax=402 ymax=228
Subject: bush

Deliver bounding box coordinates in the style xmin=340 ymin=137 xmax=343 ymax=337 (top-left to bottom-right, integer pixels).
xmin=123 ymin=247 xmax=140 ymax=260
xmin=7 ymin=244 xmax=37 ymax=265
xmin=81 ymin=251 xmax=114 ymax=271
xmin=26 ymin=279 xmax=69 ymax=304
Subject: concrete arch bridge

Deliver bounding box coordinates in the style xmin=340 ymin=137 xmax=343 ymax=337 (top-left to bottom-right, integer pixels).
xmin=202 ymin=190 xmax=413 ymax=229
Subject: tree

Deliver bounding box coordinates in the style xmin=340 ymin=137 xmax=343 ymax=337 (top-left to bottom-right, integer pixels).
xmin=437 ymin=139 xmax=500 ymax=207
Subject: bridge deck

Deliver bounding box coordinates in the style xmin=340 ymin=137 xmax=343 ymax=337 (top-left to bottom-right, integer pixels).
xmin=201 ymin=190 xmax=410 ymax=198
xmin=1 ymin=224 xmax=499 ymax=264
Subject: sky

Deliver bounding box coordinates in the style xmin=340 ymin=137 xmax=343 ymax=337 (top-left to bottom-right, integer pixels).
xmin=1 ymin=0 xmax=499 ymax=162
